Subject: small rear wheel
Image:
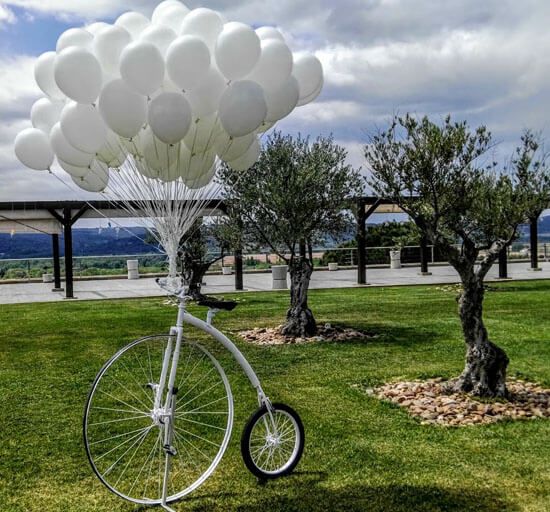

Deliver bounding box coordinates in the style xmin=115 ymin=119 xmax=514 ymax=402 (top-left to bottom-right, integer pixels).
xmin=241 ymin=403 xmax=304 ymax=479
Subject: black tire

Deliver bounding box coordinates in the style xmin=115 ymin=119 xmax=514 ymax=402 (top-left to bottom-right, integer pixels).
xmin=241 ymin=402 xmax=304 ymax=480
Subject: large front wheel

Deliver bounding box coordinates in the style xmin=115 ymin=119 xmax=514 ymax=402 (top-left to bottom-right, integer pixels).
xmin=83 ymin=335 xmax=233 ymax=505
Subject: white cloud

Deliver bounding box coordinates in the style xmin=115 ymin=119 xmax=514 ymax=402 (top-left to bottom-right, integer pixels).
xmin=0 ymin=4 xmax=16 ymax=26
xmin=2 ymin=0 xmax=550 ymax=201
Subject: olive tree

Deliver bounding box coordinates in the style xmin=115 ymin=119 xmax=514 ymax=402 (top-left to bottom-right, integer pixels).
xmin=179 ymin=217 xmax=235 ymax=300
xmin=219 ymin=132 xmax=361 ymax=337
xmin=365 ymin=115 xmax=549 ymax=398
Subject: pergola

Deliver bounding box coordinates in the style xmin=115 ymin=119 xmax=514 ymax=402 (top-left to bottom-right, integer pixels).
xmin=0 ymin=198 xmax=542 ymax=298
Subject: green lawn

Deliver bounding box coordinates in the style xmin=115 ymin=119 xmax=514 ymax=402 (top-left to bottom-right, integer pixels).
xmin=0 ymin=281 xmax=549 ymax=511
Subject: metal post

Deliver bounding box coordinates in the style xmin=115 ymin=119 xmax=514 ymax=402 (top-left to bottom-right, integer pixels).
xmin=530 ymin=216 xmax=541 ymax=271
xmin=63 ymin=207 xmax=75 ymax=298
xmin=52 ymin=233 xmax=63 ymax=291
xmin=498 ymin=247 xmax=509 ymax=279
xmin=419 ymin=235 xmax=431 ymax=275
xmin=234 ymin=248 xmax=244 ymax=290
xmin=356 ymin=201 xmax=366 ymax=284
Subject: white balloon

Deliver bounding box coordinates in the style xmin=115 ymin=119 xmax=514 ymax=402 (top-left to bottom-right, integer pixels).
xmin=153 ymin=3 xmax=189 ymax=33
xmin=120 ymin=41 xmax=165 ymax=96
xmin=14 ymin=128 xmax=54 ymax=171
xmin=60 ymin=103 xmax=107 ymax=154
xmin=180 ymin=8 xmax=223 ymax=48
xmin=256 ymin=26 xmax=285 ymax=42
xmin=31 ymin=98 xmax=64 ymax=134
xmin=256 ymin=120 xmax=275 ymax=133
xmin=227 ymin=137 xmax=260 ymax=171
xmin=219 ymin=80 xmax=267 ymax=137
xmin=71 ymin=161 xmax=109 ymax=192
xmin=108 ymin=153 xmax=126 ymax=168
xmin=215 ymin=22 xmax=261 ymax=81
xmin=184 ymin=113 xmax=222 ymax=153
xmin=85 ymin=22 xmax=110 ymax=35
xmin=215 ymin=132 xmax=254 ymax=161
xmin=57 ymin=158 xmax=90 ymax=178
xmin=265 ymin=76 xmax=300 ymax=122
xmin=142 ymin=127 xmax=179 ymax=172
xmin=297 ymin=75 xmax=323 ymax=106
xmin=97 ymin=129 xmax=123 ymax=166
xmin=178 ymin=144 xmax=216 ymax=184
xmin=56 ymin=28 xmax=93 ymax=52
xmin=152 ymin=1 xmax=185 ymax=24
xmin=140 ymin=25 xmax=177 ymax=56
xmin=186 ymin=161 xmax=217 ymax=189
xmin=134 ymin=153 xmax=159 ymax=178
xmin=292 ymin=54 xmax=323 ymax=100
xmin=98 ymin=79 xmax=147 ymax=138
xmin=50 ymin=123 xmax=94 ymax=167
xmin=247 ymin=39 xmax=293 ymax=92
xmin=166 ymin=36 xmax=210 ymax=91
xmin=186 ymin=67 xmax=226 ymax=118
xmin=115 ymin=12 xmax=150 ymax=39
xmin=157 ymin=78 xmax=181 ymax=94
xmin=121 ymin=133 xmax=144 ymax=158
xmin=54 ymin=47 xmax=103 ymax=103
xmin=34 ymin=52 xmax=64 ymax=100
xmin=93 ymin=25 xmax=132 ymax=76
xmin=148 ymin=92 xmax=192 ymax=144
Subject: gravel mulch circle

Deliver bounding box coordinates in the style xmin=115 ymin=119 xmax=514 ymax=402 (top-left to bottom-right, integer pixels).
xmin=366 ymin=378 xmax=550 ymax=426
xmin=239 ymin=323 xmax=374 ymax=345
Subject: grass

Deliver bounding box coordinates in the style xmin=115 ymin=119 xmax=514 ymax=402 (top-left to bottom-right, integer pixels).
xmin=0 ymin=280 xmax=549 ymax=511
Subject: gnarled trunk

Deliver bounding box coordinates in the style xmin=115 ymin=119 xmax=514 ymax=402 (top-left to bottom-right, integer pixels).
xmin=281 ymin=257 xmax=317 ymax=337
xmin=450 ymin=274 xmax=509 ymax=397
xmin=180 ymin=253 xmax=210 ymax=300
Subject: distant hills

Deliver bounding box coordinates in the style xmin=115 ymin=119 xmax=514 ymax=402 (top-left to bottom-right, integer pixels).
xmin=0 ymin=215 xmax=548 ymax=260
xmin=0 ymin=227 xmax=158 ymax=259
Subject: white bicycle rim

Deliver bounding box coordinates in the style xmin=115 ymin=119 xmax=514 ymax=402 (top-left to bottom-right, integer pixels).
xmin=83 ymin=335 xmax=234 ymax=505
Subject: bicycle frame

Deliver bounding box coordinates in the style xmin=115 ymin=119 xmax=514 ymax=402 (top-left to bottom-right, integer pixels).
xmin=155 ymin=295 xmax=272 ymax=511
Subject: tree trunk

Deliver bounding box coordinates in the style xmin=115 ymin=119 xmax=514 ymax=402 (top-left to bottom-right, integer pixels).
xmin=180 ymin=253 xmax=210 ymax=300
xmin=450 ymin=274 xmax=509 ymax=397
xmin=281 ymin=257 xmax=317 ymax=337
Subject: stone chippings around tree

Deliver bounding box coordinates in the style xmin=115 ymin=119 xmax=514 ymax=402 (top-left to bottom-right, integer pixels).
xmin=239 ymin=323 xmax=374 ymax=345
xmin=365 ymin=378 xmax=550 ymax=426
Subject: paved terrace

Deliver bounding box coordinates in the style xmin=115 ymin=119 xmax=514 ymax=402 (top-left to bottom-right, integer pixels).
xmin=0 ymin=262 xmax=547 ymax=305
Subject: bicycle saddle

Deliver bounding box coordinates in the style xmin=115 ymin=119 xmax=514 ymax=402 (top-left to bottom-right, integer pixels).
xmin=196 ymin=298 xmax=238 ymax=311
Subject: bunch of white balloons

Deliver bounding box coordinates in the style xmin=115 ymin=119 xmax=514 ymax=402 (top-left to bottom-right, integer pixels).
xmin=14 ymin=0 xmax=324 ymax=193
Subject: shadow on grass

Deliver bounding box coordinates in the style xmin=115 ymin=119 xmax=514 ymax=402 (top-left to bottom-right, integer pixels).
xmin=235 ymin=481 xmax=515 ymax=512
xmin=175 ymin=472 xmax=516 ymax=512
xmin=327 ymin=322 xmax=442 ymax=348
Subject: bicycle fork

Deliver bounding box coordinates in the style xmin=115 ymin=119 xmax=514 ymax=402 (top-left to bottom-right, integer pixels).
xmin=158 ymin=324 xmax=184 ymax=511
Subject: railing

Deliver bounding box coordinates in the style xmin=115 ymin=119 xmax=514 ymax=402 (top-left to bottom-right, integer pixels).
xmin=0 ymin=243 xmax=548 ymax=281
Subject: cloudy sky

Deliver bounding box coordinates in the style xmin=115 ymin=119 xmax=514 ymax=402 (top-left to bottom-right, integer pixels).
xmin=1 ymin=0 xmax=550 ymax=202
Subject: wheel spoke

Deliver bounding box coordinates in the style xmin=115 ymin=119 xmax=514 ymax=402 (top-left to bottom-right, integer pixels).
xmin=173 ymin=426 xmax=221 ymax=448
xmin=96 ymin=389 xmax=148 ymax=416
xmin=175 ymin=416 xmax=225 ymax=431
xmin=103 ymin=425 xmax=154 ymax=473
xmin=89 ymin=414 xmax=150 ymax=427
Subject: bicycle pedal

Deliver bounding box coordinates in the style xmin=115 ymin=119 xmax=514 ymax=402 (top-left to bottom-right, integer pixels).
xmin=163 ymin=444 xmax=178 ymax=456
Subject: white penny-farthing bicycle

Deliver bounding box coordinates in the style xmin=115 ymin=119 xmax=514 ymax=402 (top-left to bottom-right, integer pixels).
xmin=83 ymin=278 xmax=304 ymax=511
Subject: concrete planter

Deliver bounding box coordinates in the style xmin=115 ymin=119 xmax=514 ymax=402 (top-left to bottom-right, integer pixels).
xmin=390 ymin=250 xmax=402 ymax=269
xmin=271 ymin=265 xmax=288 ymax=290
xmin=328 ymin=262 xmax=339 ymax=271
xmin=42 ymin=273 xmax=54 ymax=283
xmin=222 ymin=266 xmax=233 ymax=275
xmin=127 ymin=260 xmax=139 ymax=280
